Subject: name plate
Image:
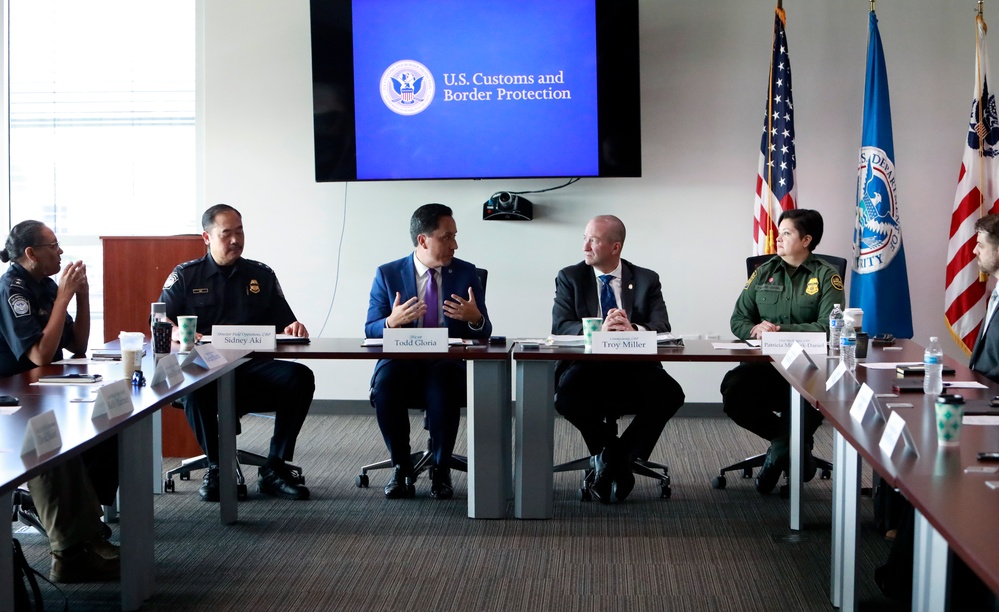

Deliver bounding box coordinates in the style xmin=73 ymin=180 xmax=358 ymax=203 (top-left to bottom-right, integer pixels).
xmin=849 ymin=383 xmax=875 ymax=423
xmin=589 ymin=331 xmax=657 ymax=354
xmin=180 ymin=344 xmax=229 ymax=370
xmin=383 ymin=328 xmax=449 ymax=352
xmin=826 ymin=361 xmax=848 ymax=390
xmin=150 ymin=353 xmax=185 ymax=387
xmin=781 ymin=341 xmax=818 ymax=370
xmin=20 ymin=410 xmax=61 ymax=456
xmin=762 ymin=332 xmax=827 ymax=356
xmin=212 ymin=325 xmax=276 ymax=349
xmin=92 ymin=378 xmax=135 ymax=420
xmin=879 ymin=410 xmax=919 ymax=457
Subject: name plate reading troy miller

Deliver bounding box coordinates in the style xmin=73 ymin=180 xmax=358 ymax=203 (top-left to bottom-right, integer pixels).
xmin=589 ymin=331 xmax=657 ymax=354
xmin=761 ymin=331 xmax=828 ymax=356
xmin=211 ymin=325 xmax=276 ymax=349
xmin=383 ymin=328 xmax=449 ymax=352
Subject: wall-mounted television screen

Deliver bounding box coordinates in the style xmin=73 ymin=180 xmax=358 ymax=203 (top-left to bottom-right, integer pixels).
xmin=310 ymin=0 xmax=641 ymax=182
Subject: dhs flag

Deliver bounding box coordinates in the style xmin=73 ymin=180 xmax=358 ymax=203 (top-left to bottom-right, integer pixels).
xmin=850 ymin=10 xmax=913 ymax=339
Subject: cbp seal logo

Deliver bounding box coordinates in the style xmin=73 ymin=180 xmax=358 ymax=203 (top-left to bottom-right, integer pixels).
xmin=380 ymin=60 xmax=435 ymax=116
xmin=853 ymin=146 xmax=902 ymax=275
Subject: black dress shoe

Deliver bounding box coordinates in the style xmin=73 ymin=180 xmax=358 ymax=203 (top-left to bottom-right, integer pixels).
xmin=430 ymin=467 xmax=454 ymax=500
xmin=803 ymin=437 xmax=818 ymax=483
xmin=258 ymin=465 xmax=310 ymax=500
xmin=614 ymin=460 xmax=636 ymax=502
xmin=199 ymin=464 xmax=220 ymax=502
xmin=589 ymin=453 xmax=613 ymax=504
xmin=755 ymin=441 xmax=789 ymax=494
xmin=384 ymin=465 xmax=416 ymax=499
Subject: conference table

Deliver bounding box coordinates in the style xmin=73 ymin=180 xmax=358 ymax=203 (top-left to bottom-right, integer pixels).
xmin=0 ymin=351 xmax=251 ymax=612
xmin=510 ymin=338 xmax=772 ymax=519
xmin=772 ymin=339 xmax=999 ymax=611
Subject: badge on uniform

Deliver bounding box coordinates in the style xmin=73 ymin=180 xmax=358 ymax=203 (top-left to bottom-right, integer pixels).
xmin=192 ymin=288 xmax=208 ymax=294
xmin=249 ymin=279 xmax=260 ymax=294
xmin=8 ymin=294 xmax=30 ymax=318
xmin=806 ymin=277 xmax=819 ymax=296
xmin=831 ymin=274 xmax=844 ymax=291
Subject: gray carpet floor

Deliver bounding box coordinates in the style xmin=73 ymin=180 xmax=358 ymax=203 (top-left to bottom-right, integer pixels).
xmin=14 ymin=413 xmax=900 ymax=611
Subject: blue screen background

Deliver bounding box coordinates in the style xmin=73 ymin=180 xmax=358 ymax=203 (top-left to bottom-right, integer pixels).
xmin=352 ymin=0 xmax=598 ymax=179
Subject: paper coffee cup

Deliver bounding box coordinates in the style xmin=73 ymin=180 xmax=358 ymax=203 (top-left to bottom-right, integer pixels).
xmin=582 ymin=317 xmax=602 ymax=348
xmin=935 ymin=394 xmax=965 ymax=446
xmin=178 ymin=315 xmax=198 ymax=352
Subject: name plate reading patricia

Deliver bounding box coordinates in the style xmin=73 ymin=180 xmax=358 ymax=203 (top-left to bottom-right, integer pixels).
xmin=180 ymin=344 xmax=229 ymax=370
xmin=762 ymin=332 xmax=828 ymax=356
xmin=589 ymin=331 xmax=657 ymax=354
xmin=150 ymin=353 xmax=185 ymax=387
xmin=849 ymin=383 xmax=876 ymax=423
xmin=20 ymin=410 xmax=61 ymax=456
xmin=780 ymin=341 xmax=818 ymax=370
xmin=212 ymin=325 xmax=276 ymax=349
xmin=92 ymin=378 xmax=134 ymax=420
xmin=383 ymin=328 xmax=449 ymax=352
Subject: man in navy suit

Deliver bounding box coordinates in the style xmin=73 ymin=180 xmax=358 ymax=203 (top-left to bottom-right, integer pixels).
xmin=365 ymin=203 xmax=491 ymax=500
xmin=969 ymin=214 xmax=999 ymax=379
xmin=552 ymin=215 xmax=685 ymax=503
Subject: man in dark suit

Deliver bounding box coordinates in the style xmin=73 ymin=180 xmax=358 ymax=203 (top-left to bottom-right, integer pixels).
xmin=365 ymin=203 xmax=491 ymax=500
xmin=969 ymin=214 xmax=999 ymax=379
xmin=552 ymin=214 xmax=685 ymax=503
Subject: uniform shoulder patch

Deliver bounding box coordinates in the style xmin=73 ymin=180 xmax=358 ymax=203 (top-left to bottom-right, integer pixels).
xmin=8 ymin=294 xmax=31 ymax=318
xmin=830 ymin=274 xmax=844 ymax=291
xmin=163 ymin=271 xmax=180 ymax=290
xmin=744 ymin=269 xmax=758 ymax=290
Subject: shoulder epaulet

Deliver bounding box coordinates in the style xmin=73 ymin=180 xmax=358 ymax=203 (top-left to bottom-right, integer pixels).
xmin=243 ymin=259 xmax=274 ymax=273
xmin=175 ymin=257 xmax=204 ymax=271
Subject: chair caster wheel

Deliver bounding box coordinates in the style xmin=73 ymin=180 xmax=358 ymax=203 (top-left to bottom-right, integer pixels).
xmin=711 ymin=475 xmax=727 ymax=490
xmin=661 ymin=484 xmax=671 ymax=499
xmin=237 ymin=484 xmax=248 ymax=500
xmin=579 ymin=488 xmax=591 ymax=502
xmin=741 ymin=468 xmax=753 ymax=479
xmin=821 ymin=469 xmax=831 ymax=480
xmin=355 ymin=474 xmax=369 ymax=488
xmin=179 ymin=471 xmax=190 ymax=481
xmin=164 ymin=479 xmax=175 ymax=493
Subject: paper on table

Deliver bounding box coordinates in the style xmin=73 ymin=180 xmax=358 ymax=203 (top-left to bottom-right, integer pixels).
xmin=859 ymin=362 xmax=922 ymax=370
xmin=964 ymin=415 xmax=999 ymax=426
xmin=943 ymin=381 xmax=989 ymax=389
xmin=362 ymin=338 xmax=468 ymax=347
xmin=545 ymin=335 xmax=586 ymax=346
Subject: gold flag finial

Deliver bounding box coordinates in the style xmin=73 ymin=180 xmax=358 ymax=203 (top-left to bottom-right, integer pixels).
xmin=979 ymin=1 xmax=984 ymax=18
xmin=871 ymin=0 xmax=876 ymax=12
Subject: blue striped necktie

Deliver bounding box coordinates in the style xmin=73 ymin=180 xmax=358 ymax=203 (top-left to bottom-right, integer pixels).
xmin=599 ymin=274 xmax=617 ymax=319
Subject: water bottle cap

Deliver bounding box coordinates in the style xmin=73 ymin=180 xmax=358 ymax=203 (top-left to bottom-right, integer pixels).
xmin=929 ymin=336 xmax=938 ymax=342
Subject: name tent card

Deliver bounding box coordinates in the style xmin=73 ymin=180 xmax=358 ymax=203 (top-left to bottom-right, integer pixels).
xmin=589 ymin=331 xmax=657 ymax=354
xmin=849 ymin=383 xmax=876 ymax=423
xmin=92 ymin=378 xmax=135 ymax=420
xmin=180 ymin=344 xmax=229 ymax=370
xmin=150 ymin=353 xmax=185 ymax=387
xmin=212 ymin=325 xmax=276 ymax=349
xmin=780 ymin=341 xmax=818 ymax=370
xmin=826 ymin=361 xmax=848 ymax=391
xmin=762 ymin=332 xmax=827 ymax=356
xmin=383 ymin=328 xmax=449 ymax=352
xmin=879 ymin=410 xmax=919 ymax=457
xmin=20 ymin=410 xmax=62 ymax=456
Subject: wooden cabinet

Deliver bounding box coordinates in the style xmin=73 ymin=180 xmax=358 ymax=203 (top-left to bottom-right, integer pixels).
xmin=101 ymin=235 xmax=206 ymax=457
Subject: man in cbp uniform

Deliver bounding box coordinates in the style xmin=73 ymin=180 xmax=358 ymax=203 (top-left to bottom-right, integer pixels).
xmin=160 ymin=204 xmax=313 ymax=502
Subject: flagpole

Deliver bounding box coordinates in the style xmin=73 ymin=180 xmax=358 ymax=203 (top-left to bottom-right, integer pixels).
xmin=979 ymin=9 xmax=990 ymax=281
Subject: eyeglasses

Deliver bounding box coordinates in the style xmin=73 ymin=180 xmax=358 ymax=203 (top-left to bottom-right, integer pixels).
xmin=32 ymin=241 xmax=60 ymax=250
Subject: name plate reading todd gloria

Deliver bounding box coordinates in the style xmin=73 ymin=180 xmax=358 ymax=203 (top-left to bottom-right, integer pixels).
xmin=212 ymin=325 xmax=276 ymax=350
xmin=761 ymin=331 xmax=827 ymax=356
xmin=589 ymin=331 xmax=657 ymax=354
xmin=383 ymin=328 xmax=449 ymax=352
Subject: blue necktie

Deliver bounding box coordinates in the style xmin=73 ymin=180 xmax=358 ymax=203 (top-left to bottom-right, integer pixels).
xmin=599 ymin=274 xmax=617 ymax=319
xmin=424 ymin=269 xmax=439 ymax=328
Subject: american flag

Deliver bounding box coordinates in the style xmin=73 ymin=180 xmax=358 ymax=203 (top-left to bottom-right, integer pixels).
xmin=753 ymin=6 xmax=797 ymax=256
xmin=945 ymin=13 xmax=999 ymax=356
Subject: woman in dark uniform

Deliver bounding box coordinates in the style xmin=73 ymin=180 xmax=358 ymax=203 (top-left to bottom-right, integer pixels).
xmin=719 ymin=209 xmax=844 ymax=494
xmin=0 ymin=220 xmax=119 ymax=583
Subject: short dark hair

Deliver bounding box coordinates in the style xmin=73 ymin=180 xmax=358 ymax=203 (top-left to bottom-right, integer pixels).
xmin=1 ymin=220 xmax=46 ymax=263
xmin=202 ymin=204 xmax=241 ymax=232
xmin=975 ymin=214 xmax=999 ymax=246
xmin=778 ymin=208 xmax=823 ymax=252
xmin=410 ymin=203 xmax=453 ymax=246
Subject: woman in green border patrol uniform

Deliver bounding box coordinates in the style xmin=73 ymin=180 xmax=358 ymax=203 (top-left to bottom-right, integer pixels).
xmin=720 ymin=208 xmax=844 ymax=494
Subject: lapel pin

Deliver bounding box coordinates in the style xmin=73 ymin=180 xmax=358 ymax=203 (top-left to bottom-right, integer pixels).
xmin=628 ymin=283 xmax=633 ymax=290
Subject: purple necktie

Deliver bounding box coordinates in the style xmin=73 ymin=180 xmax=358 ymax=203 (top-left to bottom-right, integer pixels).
xmin=424 ymin=269 xmax=439 ymax=328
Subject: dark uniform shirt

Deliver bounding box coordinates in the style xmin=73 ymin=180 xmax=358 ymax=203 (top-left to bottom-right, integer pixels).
xmin=730 ymin=253 xmax=845 ymax=340
xmin=159 ymin=254 xmax=297 ymax=334
xmin=0 ymin=262 xmax=75 ymax=377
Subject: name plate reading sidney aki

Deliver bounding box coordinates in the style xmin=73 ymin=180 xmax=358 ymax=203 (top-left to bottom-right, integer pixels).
xmin=761 ymin=331 xmax=828 ymax=356
xmin=589 ymin=331 xmax=657 ymax=354
xmin=211 ymin=325 xmax=276 ymax=350
xmin=383 ymin=328 xmax=449 ymax=352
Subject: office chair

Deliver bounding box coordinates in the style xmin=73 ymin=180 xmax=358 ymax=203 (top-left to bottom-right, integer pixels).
xmin=163 ymin=403 xmax=303 ymax=499
xmin=710 ymin=253 xmax=843 ymax=495
xmin=354 ymin=268 xmax=487 ymax=490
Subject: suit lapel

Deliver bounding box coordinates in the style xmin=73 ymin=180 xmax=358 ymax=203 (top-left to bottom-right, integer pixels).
xmin=620 ymin=262 xmax=635 ymax=318
xmin=401 ymin=254 xmax=419 ymax=327
xmin=583 ymin=271 xmax=599 ymax=318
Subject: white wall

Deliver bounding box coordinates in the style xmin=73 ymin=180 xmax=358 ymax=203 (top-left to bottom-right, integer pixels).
xmin=201 ymin=0 xmax=974 ymax=403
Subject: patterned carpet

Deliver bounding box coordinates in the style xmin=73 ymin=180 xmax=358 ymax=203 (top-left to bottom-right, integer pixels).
xmin=14 ymin=413 xmax=899 ymax=611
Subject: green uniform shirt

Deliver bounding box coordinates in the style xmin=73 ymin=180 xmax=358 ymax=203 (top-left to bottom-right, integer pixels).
xmin=730 ymin=253 xmax=845 ymax=340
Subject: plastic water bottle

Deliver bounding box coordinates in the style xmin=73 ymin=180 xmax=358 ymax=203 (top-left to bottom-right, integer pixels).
xmin=923 ymin=336 xmax=944 ymax=395
xmin=840 ymin=324 xmax=857 ymax=372
xmin=828 ymin=303 xmax=844 ymax=356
